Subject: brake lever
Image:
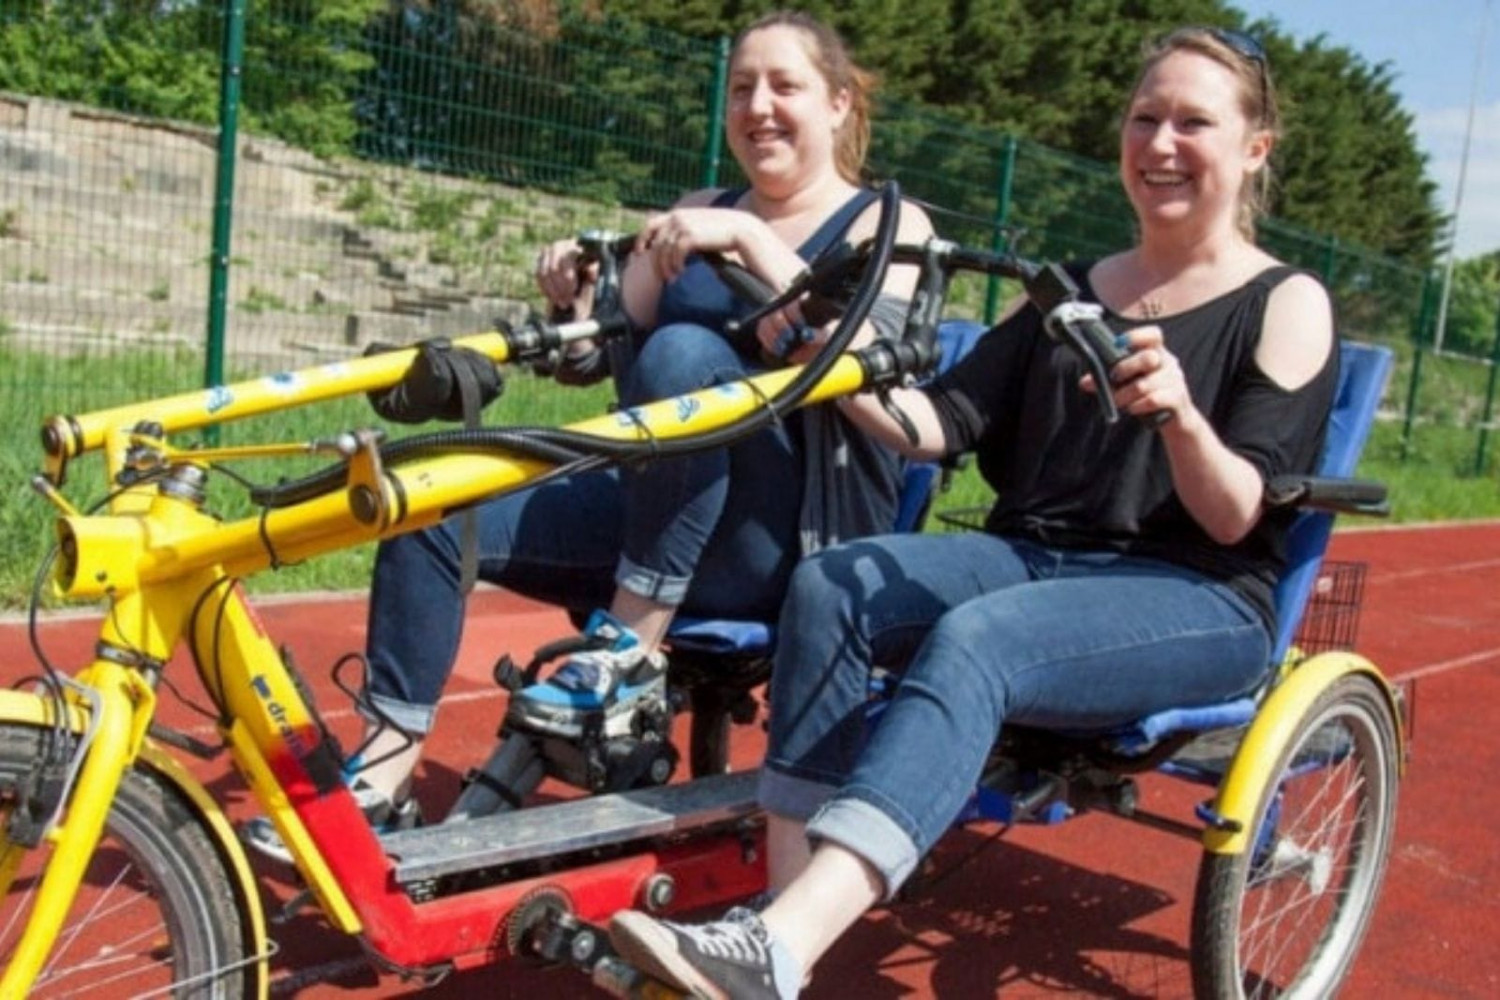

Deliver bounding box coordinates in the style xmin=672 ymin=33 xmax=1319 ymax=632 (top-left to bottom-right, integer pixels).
xmin=527 ymin=229 xmax=635 ymax=376
xmin=1026 ymin=264 xmax=1169 ymax=428
xmin=1043 ymin=302 xmax=1124 ymax=424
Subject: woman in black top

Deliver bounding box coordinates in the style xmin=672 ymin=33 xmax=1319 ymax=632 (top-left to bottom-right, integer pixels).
xmin=610 ymin=26 xmax=1339 ymax=1000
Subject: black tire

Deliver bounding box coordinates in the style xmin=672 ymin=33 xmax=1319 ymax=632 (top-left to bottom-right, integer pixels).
xmin=0 ymin=722 xmax=254 ymax=998
xmin=1191 ymin=674 xmax=1400 ymax=999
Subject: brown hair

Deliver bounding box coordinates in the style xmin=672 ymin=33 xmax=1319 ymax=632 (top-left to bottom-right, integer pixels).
xmin=733 ymin=11 xmax=876 ymax=184
xmin=1133 ymin=27 xmax=1282 ymax=239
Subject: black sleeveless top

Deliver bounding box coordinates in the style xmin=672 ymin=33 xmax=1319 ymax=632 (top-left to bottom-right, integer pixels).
xmin=925 ymin=263 xmax=1338 ymax=631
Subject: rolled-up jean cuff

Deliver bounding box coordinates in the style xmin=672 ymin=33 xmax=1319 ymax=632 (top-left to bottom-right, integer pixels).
xmin=615 ymin=555 xmax=690 ymax=606
xmin=806 ymin=795 xmax=920 ymax=901
xmin=360 ymin=693 xmax=438 ymax=737
xmin=758 ymin=766 xmax=840 ymax=821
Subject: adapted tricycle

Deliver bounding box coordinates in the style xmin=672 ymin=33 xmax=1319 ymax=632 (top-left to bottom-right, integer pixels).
xmin=0 ymin=183 xmax=1404 ymax=999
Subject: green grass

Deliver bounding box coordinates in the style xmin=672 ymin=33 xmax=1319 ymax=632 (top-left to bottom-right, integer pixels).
xmin=2 ymin=347 xmax=1496 ymax=612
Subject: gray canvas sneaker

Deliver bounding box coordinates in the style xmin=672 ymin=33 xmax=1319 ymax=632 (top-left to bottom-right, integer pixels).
xmin=609 ymin=906 xmax=800 ymax=1000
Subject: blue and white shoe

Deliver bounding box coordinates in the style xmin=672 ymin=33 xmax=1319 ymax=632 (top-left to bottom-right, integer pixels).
xmin=507 ymin=610 xmax=668 ymax=740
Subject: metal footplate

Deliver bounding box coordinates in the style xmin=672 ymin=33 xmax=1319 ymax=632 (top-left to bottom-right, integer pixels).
xmin=381 ymin=770 xmax=760 ymax=885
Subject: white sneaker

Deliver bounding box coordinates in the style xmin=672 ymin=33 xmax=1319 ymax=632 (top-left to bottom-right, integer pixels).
xmin=506 ymin=610 xmax=667 ymax=740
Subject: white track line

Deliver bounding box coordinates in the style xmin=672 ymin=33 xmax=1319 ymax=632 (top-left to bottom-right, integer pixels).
xmin=1369 ymin=556 xmax=1500 ymax=584
xmin=1393 ymin=646 xmax=1500 ymax=683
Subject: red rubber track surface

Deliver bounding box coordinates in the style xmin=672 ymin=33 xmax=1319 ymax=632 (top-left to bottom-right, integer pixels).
xmin=3 ymin=521 xmax=1497 ymax=998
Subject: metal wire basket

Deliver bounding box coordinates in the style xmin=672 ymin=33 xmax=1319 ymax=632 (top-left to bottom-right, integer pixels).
xmin=1290 ymin=560 xmax=1367 ymax=657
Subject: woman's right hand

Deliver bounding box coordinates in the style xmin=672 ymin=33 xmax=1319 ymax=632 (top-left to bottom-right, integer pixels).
xmin=535 ymin=238 xmax=597 ymax=319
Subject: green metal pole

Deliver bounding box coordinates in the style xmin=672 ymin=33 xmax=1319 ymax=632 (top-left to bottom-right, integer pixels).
xmin=699 ymin=36 xmax=730 ymax=189
xmin=983 ymin=135 xmax=1018 ymax=325
xmin=205 ymin=0 xmax=246 ymax=404
xmin=1472 ymin=296 xmax=1500 ymax=475
xmin=1399 ymin=271 xmax=1437 ymax=462
xmin=1322 ymin=234 xmax=1338 ymax=284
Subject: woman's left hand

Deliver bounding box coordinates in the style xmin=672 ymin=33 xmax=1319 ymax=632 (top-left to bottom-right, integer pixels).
xmin=1082 ymin=326 xmax=1194 ymax=422
xmin=637 ymin=207 xmax=753 ymax=284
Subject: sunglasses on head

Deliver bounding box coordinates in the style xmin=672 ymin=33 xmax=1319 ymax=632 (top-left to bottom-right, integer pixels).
xmin=1206 ymin=26 xmax=1267 ymax=66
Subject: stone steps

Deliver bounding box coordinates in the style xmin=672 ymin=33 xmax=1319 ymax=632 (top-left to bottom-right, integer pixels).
xmin=0 ymin=94 xmax=558 ymax=374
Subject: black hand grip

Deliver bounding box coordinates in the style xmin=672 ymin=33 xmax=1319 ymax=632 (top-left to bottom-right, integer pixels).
xmin=1265 ymin=475 xmax=1390 ymax=515
xmin=576 ymin=230 xmax=636 ymax=266
xmin=1067 ymin=310 xmax=1171 ymax=428
xmin=699 ymin=251 xmax=777 ymax=306
xmin=715 ymin=241 xmax=865 ymax=338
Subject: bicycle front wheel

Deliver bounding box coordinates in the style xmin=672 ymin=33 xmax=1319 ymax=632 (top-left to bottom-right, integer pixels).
xmin=1191 ymin=673 xmax=1400 ymax=1000
xmin=0 ymin=722 xmax=253 ymax=998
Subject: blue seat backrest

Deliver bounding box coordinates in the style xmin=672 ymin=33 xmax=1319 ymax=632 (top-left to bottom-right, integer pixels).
xmin=1267 ymin=340 xmax=1393 ymax=663
xmin=892 ymin=319 xmax=988 ymax=532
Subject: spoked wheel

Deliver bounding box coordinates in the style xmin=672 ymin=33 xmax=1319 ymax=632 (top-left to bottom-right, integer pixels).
xmin=1191 ymin=674 xmax=1400 ymax=999
xmin=0 ymin=723 xmax=254 ymax=998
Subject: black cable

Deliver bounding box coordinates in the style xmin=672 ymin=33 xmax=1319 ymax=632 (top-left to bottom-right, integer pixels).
xmin=185 ymin=575 xmax=239 ymax=725
xmin=258 ymin=498 xmax=285 ymax=570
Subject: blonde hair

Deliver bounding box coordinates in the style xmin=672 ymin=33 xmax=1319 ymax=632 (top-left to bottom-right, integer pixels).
xmin=1134 ymin=27 xmax=1282 ymax=239
xmin=733 ymin=11 xmax=876 ymax=184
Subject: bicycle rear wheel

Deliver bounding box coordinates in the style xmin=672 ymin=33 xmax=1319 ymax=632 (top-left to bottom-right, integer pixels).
xmin=1191 ymin=673 xmax=1400 ymax=999
xmin=0 ymin=722 xmax=253 ymax=998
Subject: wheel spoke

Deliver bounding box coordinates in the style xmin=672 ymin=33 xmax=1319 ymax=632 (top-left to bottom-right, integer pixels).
xmin=1192 ymin=677 xmax=1399 ymax=1000
xmin=1 ymin=724 xmax=251 ymax=998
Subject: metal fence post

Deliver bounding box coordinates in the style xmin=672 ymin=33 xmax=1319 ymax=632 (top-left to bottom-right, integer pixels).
xmin=983 ymin=135 xmax=1018 ymax=325
xmin=1399 ymin=270 xmax=1437 ymax=462
xmin=699 ymin=35 xmax=730 ymax=189
xmin=205 ymin=0 xmax=246 ymax=408
xmin=1473 ymin=296 xmax=1500 ymax=475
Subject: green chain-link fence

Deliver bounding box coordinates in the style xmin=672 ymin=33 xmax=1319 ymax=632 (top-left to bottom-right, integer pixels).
xmin=1 ymin=0 xmax=1494 ymax=471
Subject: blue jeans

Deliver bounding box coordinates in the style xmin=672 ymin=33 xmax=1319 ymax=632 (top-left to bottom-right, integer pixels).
xmin=757 ymin=531 xmax=1272 ymax=896
xmin=365 ymin=323 xmax=805 ymax=733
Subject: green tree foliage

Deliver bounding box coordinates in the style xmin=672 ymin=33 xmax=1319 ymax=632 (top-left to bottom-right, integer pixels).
xmin=0 ymin=0 xmax=1447 ymax=264
xmin=1258 ymin=31 xmax=1442 ymax=262
xmin=355 ymin=1 xmax=717 ymax=206
xmin=0 ymin=0 xmax=380 ymax=157
xmin=1439 ymin=253 xmax=1500 ymax=358
xmin=244 ymin=0 xmax=384 ymax=157
xmin=0 ymin=1 xmax=220 ymax=122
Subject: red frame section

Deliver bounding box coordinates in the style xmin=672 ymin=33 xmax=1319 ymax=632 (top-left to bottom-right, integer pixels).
xmin=273 ymin=735 xmax=766 ymax=970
